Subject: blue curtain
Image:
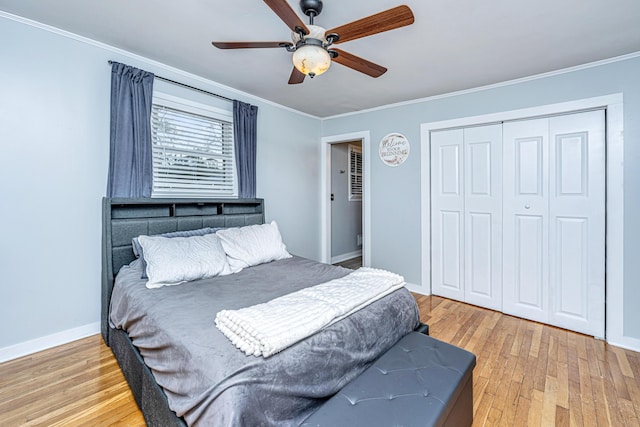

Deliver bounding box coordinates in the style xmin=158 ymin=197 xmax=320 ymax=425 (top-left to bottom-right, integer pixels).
xmin=233 ymin=100 xmax=258 ymax=199
xmin=107 ymin=62 xmax=154 ymax=197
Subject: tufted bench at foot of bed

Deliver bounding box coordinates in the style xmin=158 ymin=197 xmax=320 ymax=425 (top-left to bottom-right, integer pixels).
xmin=301 ymin=331 xmax=476 ymax=427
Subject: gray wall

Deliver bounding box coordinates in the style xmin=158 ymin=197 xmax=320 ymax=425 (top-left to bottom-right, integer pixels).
xmin=0 ymin=15 xmax=321 ymax=350
xmin=322 ymin=55 xmax=640 ymax=342
xmin=331 ymin=142 xmax=362 ymax=259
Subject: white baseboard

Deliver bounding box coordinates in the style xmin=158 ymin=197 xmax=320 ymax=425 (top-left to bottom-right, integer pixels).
xmin=331 ymin=250 xmax=362 ymax=264
xmin=607 ymin=335 xmax=640 ymax=353
xmin=405 ymin=282 xmax=430 ymax=296
xmin=0 ymin=322 xmax=101 ymax=364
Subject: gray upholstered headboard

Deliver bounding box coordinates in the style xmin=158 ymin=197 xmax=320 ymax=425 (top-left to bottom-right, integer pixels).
xmin=101 ymin=197 xmax=265 ymax=344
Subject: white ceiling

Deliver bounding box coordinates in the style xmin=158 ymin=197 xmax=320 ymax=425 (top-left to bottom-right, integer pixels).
xmin=2 ymin=0 xmax=640 ymax=117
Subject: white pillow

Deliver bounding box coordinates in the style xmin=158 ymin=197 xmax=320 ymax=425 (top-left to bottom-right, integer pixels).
xmin=216 ymin=221 xmax=292 ymax=273
xmin=137 ymin=233 xmax=232 ymax=289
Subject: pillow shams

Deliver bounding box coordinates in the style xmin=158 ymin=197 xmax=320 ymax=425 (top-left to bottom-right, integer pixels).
xmin=216 ymin=221 xmax=292 ymax=273
xmin=137 ymin=233 xmax=232 ymax=288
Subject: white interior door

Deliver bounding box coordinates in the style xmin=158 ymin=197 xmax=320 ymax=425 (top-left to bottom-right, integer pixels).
xmin=464 ymin=125 xmax=503 ymax=310
xmin=548 ymin=110 xmax=605 ymax=337
xmin=431 ymin=125 xmax=502 ymax=309
xmin=503 ymin=111 xmax=605 ymax=336
xmin=431 ymin=129 xmax=465 ymax=301
xmin=502 ymin=118 xmax=551 ymax=323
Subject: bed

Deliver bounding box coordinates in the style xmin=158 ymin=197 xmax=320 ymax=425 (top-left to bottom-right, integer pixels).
xmin=101 ymin=197 xmax=421 ymax=426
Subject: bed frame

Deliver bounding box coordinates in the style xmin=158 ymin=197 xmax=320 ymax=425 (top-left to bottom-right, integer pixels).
xmin=102 ymin=197 xmax=265 ymax=426
xmin=101 ymin=197 xmax=470 ymax=426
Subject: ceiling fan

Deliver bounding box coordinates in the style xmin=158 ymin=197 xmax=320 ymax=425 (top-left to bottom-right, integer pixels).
xmin=212 ymin=0 xmax=415 ymax=84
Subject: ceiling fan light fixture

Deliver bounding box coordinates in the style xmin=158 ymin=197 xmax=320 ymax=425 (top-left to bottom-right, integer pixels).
xmin=292 ymin=43 xmax=331 ymax=78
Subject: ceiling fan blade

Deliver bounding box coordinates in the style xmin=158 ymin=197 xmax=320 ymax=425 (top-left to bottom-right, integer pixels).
xmin=288 ymin=67 xmax=306 ymax=84
xmin=331 ymin=49 xmax=387 ymax=78
xmin=263 ymin=0 xmax=310 ymax=34
xmin=212 ymin=41 xmax=292 ymax=49
xmin=326 ymin=5 xmax=414 ymax=44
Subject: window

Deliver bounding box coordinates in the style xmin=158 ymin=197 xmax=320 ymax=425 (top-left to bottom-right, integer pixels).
xmin=150 ymin=93 xmax=236 ymax=198
xmin=348 ymin=144 xmax=362 ymax=201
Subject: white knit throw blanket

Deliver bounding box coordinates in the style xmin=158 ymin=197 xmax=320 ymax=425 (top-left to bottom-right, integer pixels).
xmin=214 ymin=267 xmax=406 ymax=357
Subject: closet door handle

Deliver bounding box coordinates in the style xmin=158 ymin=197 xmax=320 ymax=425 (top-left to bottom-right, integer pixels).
xmin=524 ymin=204 xmax=531 ymax=209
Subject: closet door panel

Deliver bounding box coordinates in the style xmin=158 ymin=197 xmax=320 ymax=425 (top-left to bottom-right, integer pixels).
xmin=464 ymin=125 xmax=502 ymax=310
xmin=548 ymin=110 xmax=605 ymax=337
xmin=555 ymin=218 xmax=588 ymax=316
xmin=440 ymin=211 xmax=463 ymax=289
xmin=503 ymin=119 xmax=549 ymax=324
xmin=514 ymin=214 xmax=545 ymax=308
xmin=431 ymin=129 xmax=465 ymax=301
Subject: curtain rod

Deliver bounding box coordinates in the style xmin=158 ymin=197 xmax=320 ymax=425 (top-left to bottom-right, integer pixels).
xmin=108 ymin=60 xmax=233 ymax=103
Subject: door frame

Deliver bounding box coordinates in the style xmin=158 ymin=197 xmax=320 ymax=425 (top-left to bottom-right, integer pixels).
xmin=420 ymin=94 xmax=630 ymax=347
xmin=321 ymin=131 xmax=371 ymax=266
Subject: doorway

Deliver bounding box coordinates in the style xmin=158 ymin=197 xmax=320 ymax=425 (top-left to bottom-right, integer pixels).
xmin=321 ymin=131 xmax=371 ymax=267
xmin=330 ymin=141 xmax=363 ymax=266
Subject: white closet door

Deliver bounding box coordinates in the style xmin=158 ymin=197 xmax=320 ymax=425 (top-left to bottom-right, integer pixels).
xmin=464 ymin=125 xmax=503 ymax=310
xmin=431 ymin=129 xmax=465 ymax=301
xmin=548 ymin=110 xmax=605 ymax=337
xmin=431 ymin=111 xmax=605 ymax=337
xmin=503 ymin=111 xmax=605 ymax=335
xmin=502 ymin=118 xmax=550 ymax=324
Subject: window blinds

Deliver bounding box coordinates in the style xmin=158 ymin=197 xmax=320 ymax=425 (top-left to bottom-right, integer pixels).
xmin=150 ymin=103 xmax=236 ymax=197
xmin=349 ymin=144 xmax=363 ymax=201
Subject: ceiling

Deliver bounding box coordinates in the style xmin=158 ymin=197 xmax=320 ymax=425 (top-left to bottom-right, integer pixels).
xmin=2 ymin=0 xmax=640 ymax=117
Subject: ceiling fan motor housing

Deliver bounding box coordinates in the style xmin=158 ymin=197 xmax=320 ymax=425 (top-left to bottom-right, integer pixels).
xmin=291 ymin=24 xmax=327 ymax=44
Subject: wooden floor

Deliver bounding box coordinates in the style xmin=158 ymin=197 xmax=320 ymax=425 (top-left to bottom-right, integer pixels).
xmin=1 ymin=295 xmax=639 ymax=426
xmin=334 ymin=256 xmax=363 ymax=270
xmin=416 ymin=295 xmax=640 ymax=426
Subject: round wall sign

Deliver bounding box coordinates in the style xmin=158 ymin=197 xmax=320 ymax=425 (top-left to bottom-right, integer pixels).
xmin=379 ymin=133 xmax=410 ymax=166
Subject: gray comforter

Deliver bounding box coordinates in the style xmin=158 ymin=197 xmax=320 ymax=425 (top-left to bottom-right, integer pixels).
xmin=110 ymin=256 xmax=420 ymax=426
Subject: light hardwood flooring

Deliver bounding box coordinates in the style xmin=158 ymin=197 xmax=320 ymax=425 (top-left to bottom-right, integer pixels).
xmin=415 ymin=295 xmax=640 ymax=426
xmin=0 ymin=335 xmax=143 ymax=426
xmin=1 ymin=295 xmax=639 ymax=426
